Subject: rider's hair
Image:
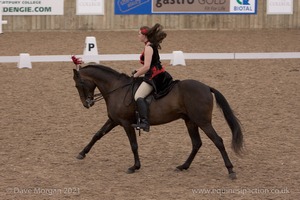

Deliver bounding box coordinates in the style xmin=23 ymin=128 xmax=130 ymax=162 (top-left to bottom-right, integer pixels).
xmin=140 ymin=23 xmax=167 ymax=49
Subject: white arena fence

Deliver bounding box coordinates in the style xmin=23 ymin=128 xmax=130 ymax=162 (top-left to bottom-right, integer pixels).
xmin=0 ymin=36 xmax=299 ymax=68
xmin=1 ymin=52 xmax=300 ymax=63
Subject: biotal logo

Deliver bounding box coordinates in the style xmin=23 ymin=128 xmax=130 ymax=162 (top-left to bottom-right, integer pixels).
xmin=236 ymin=0 xmax=250 ymax=5
xmin=231 ymin=0 xmax=255 ymax=13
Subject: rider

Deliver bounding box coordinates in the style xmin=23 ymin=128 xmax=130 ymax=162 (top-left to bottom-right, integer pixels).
xmin=132 ymin=23 xmax=173 ymax=132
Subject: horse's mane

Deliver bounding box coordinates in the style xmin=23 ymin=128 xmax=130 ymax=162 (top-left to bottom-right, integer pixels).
xmin=81 ymin=64 xmax=130 ymax=80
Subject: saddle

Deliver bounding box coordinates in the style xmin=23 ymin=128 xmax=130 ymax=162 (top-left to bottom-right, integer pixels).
xmin=132 ymin=74 xmax=180 ymax=104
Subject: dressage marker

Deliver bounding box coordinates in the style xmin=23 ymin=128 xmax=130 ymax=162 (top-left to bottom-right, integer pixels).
xmin=83 ymin=36 xmax=99 ymax=63
xmin=170 ymin=51 xmax=186 ymax=66
xmin=17 ymin=53 xmax=32 ymax=69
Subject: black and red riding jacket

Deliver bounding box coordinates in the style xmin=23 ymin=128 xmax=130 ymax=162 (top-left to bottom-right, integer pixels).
xmin=139 ymin=44 xmax=165 ymax=81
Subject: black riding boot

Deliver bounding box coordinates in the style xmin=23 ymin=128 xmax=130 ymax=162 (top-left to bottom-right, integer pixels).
xmin=132 ymin=98 xmax=150 ymax=132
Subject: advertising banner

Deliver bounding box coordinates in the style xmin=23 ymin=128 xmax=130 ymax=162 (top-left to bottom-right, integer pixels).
xmin=76 ymin=0 xmax=105 ymax=15
xmin=267 ymin=0 xmax=293 ymax=15
xmin=1 ymin=0 xmax=64 ymax=15
xmin=115 ymin=0 xmax=257 ymax=15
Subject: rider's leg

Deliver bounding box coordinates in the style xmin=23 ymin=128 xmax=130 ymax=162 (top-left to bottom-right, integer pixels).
xmin=132 ymin=82 xmax=153 ymax=132
xmin=134 ymin=82 xmax=153 ymax=100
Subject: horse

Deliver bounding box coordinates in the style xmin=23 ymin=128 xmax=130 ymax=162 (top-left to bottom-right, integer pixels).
xmin=72 ymin=64 xmax=243 ymax=179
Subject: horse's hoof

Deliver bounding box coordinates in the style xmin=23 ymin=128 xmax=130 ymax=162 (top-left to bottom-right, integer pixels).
xmin=175 ymin=166 xmax=188 ymax=172
xmin=175 ymin=166 xmax=183 ymax=172
xmin=229 ymin=172 xmax=237 ymax=180
xmin=76 ymin=154 xmax=86 ymax=160
xmin=175 ymin=168 xmax=182 ymax=172
xmin=126 ymin=168 xmax=136 ymax=174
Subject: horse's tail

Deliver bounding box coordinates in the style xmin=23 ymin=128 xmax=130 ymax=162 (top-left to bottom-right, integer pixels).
xmin=210 ymin=87 xmax=243 ymax=154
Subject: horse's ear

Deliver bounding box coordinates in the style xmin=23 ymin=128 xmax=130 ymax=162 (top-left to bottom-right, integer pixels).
xmin=73 ymin=69 xmax=80 ymax=79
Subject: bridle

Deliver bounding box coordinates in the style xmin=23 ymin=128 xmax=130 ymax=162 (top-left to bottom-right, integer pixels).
xmin=72 ymin=56 xmax=136 ymax=107
xmin=77 ymin=74 xmax=136 ymax=107
xmin=76 ymin=77 xmax=95 ymax=107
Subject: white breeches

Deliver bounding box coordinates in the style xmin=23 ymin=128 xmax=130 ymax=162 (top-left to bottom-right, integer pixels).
xmin=134 ymin=81 xmax=153 ymax=101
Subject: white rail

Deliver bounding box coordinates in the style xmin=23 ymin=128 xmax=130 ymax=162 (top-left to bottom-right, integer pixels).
xmin=0 ymin=52 xmax=299 ymax=64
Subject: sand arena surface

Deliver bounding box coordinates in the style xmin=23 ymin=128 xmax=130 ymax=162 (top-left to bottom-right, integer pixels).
xmin=0 ymin=30 xmax=299 ymax=199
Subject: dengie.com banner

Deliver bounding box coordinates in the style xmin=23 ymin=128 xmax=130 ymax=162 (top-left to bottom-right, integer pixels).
xmin=1 ymin=0 xmax=64 ymax=15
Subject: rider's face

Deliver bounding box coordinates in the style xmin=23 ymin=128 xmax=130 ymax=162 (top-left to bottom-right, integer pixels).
xmin=138 ymin=31 xmax=147 ymax=43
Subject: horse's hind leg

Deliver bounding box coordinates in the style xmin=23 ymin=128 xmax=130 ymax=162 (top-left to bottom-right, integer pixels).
xmin=77 ymin=118 xmax=117 ymax=159
xmin=200 ymin=124 xmax=236 ymax=179
xmin=177 ymin=119 xmax=202 ymax=171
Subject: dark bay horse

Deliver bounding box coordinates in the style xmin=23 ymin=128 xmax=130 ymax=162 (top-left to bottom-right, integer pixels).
xmin=73 ymin=64 xmax=243 ymax=179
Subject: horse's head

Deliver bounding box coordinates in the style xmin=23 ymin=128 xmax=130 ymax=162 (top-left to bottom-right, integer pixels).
xmin=73 ymin=69 xmax=96 ymax=109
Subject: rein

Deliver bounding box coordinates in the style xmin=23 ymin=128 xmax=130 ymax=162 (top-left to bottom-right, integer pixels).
xmin=91 ymin=80 xmax=135 ymax=104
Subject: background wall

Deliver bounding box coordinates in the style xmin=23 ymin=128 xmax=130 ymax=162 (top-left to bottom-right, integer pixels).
xmin=2 ymin=0 xmax=300 ymax=32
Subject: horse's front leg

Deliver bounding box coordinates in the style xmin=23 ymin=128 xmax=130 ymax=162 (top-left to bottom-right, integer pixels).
xmin=77 ymin=118 xmax=117 ymax=159
xmin=123 ymin=125 xmax=141 ymax=174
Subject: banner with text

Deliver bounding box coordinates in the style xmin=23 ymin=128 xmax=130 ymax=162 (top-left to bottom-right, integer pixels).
xmin=267 ymin=0 xmax=293 ymax=15
xmin=115 ymin=0 xmax=257 ymax=15
xmin=1 ymin=0 xmax=64 ymax=15
xmin=76 ymin=0 xmax=105 ymax=15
